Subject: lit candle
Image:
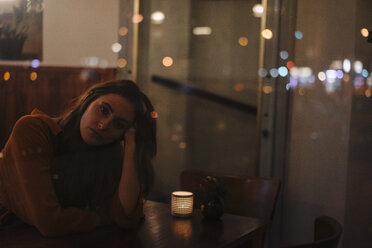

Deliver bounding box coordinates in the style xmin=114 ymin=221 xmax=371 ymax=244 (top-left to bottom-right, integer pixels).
xmin=171 ymin=191 xmax=193 ymax=217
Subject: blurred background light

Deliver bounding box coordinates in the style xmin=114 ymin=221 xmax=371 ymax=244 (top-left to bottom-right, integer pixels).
xmin=362 ymin=69 xmax=369 ymax=78
xmin=343 ymin=59 xmax=351 ymax=72
xmin=234 ymin=82 xmax=245 ymax=92
xmin=365 ymin=89 xmax=372 ymax=98
xmin=263 ymin=85 xmax=273 ymax=94
xmin=318 ymin=71 xmax=326 ymax=81
xmin=193 ymin=27 xmax=212 ymax=35
xmin=151 ymin=11 xmax=165 ymax=24
xmin=286 ymin=61 xmax=295 ymax=69
xmin=353 ymin=60 xmax=363 ymax=74
xmin=112 ymin=43 xmax=122 ymax=53
xmin=117 ymin=58 xmax=127 ymax=68
xmin=269 ymin=68 xmax=278 ymax=77
xmin=294 ymin=30 xmax=303 ymax=40
xmin=278 ymin=66 xmax=289 ymax=77
xmin=132 ymin=14 xmax=143 ymax=23
xmin=258 ymin=68 xmax=268 ymax=77
xmin=31 ymin=59 xmax=40 ymax=68
xmin=336 ymin=70 xmax=344 ymax=79
xmin=30 ymin=72 xmax=37 ymax=81
xmin=252 ymin=4 xmax=264 ymax=18
xmin=118 ymin=26 xmax=128 ymax=36
xmin=360 ymin=28 xmax=369 ymax=38
xmin=280 ymin=50 xmax=288 ymax=60
xmin=261 ymin=29 xmax=273 ymax=39
xmin=3 ymin=72 xmax=10 ymax=81
xmin=162 ymin=56 xmax=173 ymax=67
xmin=238 ymin=36 xmax=249 ymax=46
xmin=326 ymin=70 xmax=337 ymax=83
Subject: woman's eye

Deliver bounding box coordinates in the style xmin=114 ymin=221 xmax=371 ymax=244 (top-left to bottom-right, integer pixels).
xmin=99 ymin=105 xmax=109 ymax=116
xmin=113 ymin=121 xmax=126 ymax=130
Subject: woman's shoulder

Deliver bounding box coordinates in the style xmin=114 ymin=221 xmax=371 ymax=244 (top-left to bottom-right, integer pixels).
xmin=13 ymin=110 xmax=61 ymax=136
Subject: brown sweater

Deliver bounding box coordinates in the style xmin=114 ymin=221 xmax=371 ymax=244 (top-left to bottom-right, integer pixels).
xmin=0 ymin=109 xmax=143 ymax=237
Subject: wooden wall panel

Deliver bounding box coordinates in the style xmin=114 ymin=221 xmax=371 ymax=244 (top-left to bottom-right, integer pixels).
xmin=0 ymin=65 xmax=116 ymax=149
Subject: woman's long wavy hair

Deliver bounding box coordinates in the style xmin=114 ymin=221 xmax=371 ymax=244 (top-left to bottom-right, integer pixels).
xmin=56 ymin=80 xmax=156 ymax=203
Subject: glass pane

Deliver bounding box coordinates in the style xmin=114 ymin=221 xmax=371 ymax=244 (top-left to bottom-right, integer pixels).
xmin=138 ymin=0 xmax=262 ymax=200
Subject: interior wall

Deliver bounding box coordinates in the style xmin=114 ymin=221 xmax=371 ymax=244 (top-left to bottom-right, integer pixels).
xmin=43 ymin=0 xmax=119 ymax=67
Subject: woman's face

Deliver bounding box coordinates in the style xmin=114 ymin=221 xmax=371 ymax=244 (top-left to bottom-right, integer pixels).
xmin=80 ymin=94 xmax=135 ymax=146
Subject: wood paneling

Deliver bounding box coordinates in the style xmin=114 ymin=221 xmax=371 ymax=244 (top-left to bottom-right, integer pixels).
xmin=0 ymin=65 xmax=116 ymax=149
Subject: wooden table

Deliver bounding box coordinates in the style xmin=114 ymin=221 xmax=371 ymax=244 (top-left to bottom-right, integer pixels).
xmin=0 ymin=201 xmax=269 ymax=248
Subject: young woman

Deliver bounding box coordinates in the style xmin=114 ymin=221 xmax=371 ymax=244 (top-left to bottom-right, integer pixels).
xmin=0 ymin=80 xmax=156 ymax=237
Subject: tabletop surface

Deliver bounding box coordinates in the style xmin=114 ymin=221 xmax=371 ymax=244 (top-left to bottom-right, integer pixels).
xmin=0 ymin=201 xmax=268 ymax=248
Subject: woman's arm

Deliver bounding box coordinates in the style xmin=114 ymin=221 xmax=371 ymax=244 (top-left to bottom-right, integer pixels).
xmin=0 ymin=116 xmax=100 ymax=236
xmin=118 ymin=127 xmax=140 ymax=215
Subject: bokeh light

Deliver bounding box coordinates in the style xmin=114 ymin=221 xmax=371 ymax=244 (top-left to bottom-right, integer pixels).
xmin=278 ymin=66 xmax=289 ymax=77
xmin=30 ymin=72 xmax=37 ymax=81
xmin=112 ymin=43 xmax=122 ymax=53
xmin=31 ymin=59 xmax=40 ymax=68
xmin=132 ymin=14 xmax=143 ymax=23
xmin=234 ymin=82 xmax=245 ymax=92
xmin=353 ymin=60 xmax=363 ymax=74
xmin=298 ymin=88 xmax=305 ymax=96
xmin=365 ymin=89 xmax=371 ymax=98
xmin=258 ymin=68 xmax=268 ymax=77
xmin=151 ymin=111 xmax=159 ymax=119
xmin=238 ymin=36 xmax=249 ymax=46
xmin=326 ymin=70 xmax=337 ymax=83
xmin=343 ymin=59 xmax=351 ymax=73
xmin=263 ymin=85 xmax=273 ymax=94
xmin=269 ymin=68 xmax=278 ymax=78
xmin=118 ymin=26 xmax=128 ymax=36
xmin=151 ymin=11 xmax=165 ymax=24
xmin=280 ymin=50 xmax=289 ymax=60
xmin=362 ymin=69 xmax=368 ymax=78
xmin=318 ymin=72 xmax=326 ymax=81
xmin=3 ymin=72 xmax=10 ymax=81
xmin=294 ymin=30 xmax=303 ymax=40
xmin=336 ymin=70 xmax=344 ymax=79
xmin=193 ymin=27 xmax=212 ymax=35
xmin=252 ymin=4 xmax=264 ymax=18
xmin=117 ymin=58 xmax=127 ymax=68
xmin=179 ymin=142 xmax=187 ymax=149
xmin=286 ymin=61 xmax=295 ymax=69
xmin=162 ymin=56 xmax=173 ymax=67
xmin=261 ymin=29 xmax=273 ymax=39
xmin=361 ymin=28 xmax=369 ymax=38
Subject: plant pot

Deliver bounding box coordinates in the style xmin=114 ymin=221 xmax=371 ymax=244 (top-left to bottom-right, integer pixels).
xmin=201 ymin=198 xmax=224 ymax=220
xmin=0 ymin=38 xmax=25 ymax=60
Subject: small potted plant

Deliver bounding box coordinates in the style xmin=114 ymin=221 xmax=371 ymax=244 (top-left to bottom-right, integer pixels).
xmin=0 ymin=0 xmax=43 ymax=60
xmin=199 ymin=176 xmax=227 ymax=220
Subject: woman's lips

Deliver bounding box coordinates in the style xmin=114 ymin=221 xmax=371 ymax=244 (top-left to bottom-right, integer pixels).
xmin=88 ymin=128 xmax=102 ymax=139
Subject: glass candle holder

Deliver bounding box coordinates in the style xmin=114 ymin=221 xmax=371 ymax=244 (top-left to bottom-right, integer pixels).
xmin=171 ymin=191 xmax=193 ymax=217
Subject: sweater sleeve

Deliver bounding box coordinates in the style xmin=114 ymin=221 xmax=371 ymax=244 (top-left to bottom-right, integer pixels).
xmin=0 ymin=116 xmax=100 ymax=237
xmin=108 ymin=190 xmax=143 ymax=229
